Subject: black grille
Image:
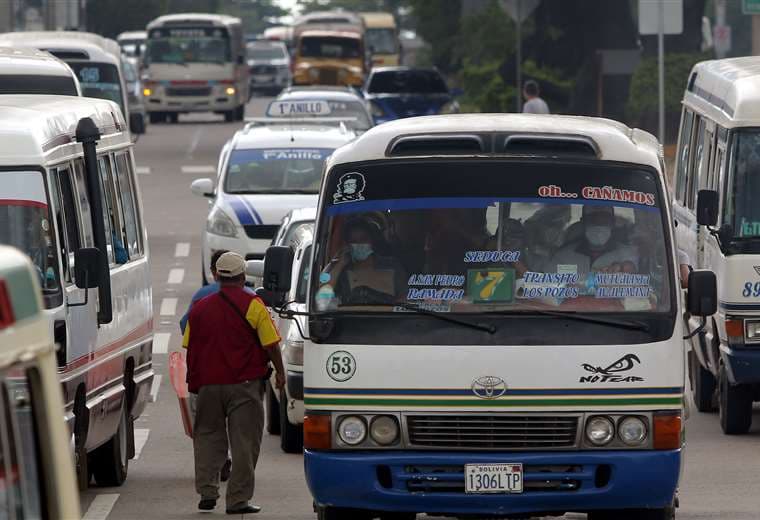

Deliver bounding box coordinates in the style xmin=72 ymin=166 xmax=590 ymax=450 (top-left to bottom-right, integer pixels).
xmin=318 ymin=69 xmax=339 ymax=85
xmin=166 ymin=87 xmax=211 ymax=97
xmin=406 ymin=414 xmax=579 ymax=450
xmin=243 ymin=224 xmax=279 ymax=240
xmin=252 ymin=65 xmax=276 ymax=75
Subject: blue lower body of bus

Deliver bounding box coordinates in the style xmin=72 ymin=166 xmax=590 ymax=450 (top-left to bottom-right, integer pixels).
xmin=304 ymin=449 xmax=680 ymax=516
xmin=723 ymin=346 xmax=760 ymax=384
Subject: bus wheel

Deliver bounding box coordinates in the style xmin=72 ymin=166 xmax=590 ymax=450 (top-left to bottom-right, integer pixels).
xmin=149 ymin=112 xmax=164 ymax=124
xmin=224 ymin=109 xmax=236 ymax=123
xmin=91 ymin=404 xmax=129 ymax=486
xmin=235 ymin=104 xmax=246 ymax=121
xmin=279 ymin=389 xmax=303 ymax=453
xmin=689 ymin=350 xmax=717 ymax=412
xmin=317 ymin=507 xmax=371 ymax=520
xmin=719 ymin=364 xmax=753 ymax=434
xmin=266 ymin=381 xmax=281 ymax=435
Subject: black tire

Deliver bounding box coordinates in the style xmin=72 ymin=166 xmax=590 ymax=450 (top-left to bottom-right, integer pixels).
xmin=131 ymin=114 xmax=146 ymax=135
xmin=317 ymin=507 xmax=371 ymax=520
xmin=91 ymin=405 xmax=129 ymax=487
xmin=689 ymin=350 xmax=717 ymax=412
xmin=149 ymin=112 xmax=164 ymax=124
xmin=201 ymin=259 xmax=209 ymax=286
xmin=235 ymin=104 xmax=245 ymax=121
xmin=279 ymin=389 xmax=303 ymax=453
xmin=719 ymin=363 xmax=753 ymax=434
xmin=74 ymin=395 xmax=90 ymax=491
xmin=168 ymin=113 xmax=179 ymax=124
xmin=224 ymin=109 xmax=235 ymax=123
xmin=75 ymin=439 xmax=89 ymax=491
xmin=266 ymin=381 xmax=281 ymax=435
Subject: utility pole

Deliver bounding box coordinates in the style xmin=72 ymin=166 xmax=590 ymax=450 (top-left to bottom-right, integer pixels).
xmin=657 ymin=0 xmax=665 ymax=144
xmin=515 ymin=0 xmax=522 ymax=113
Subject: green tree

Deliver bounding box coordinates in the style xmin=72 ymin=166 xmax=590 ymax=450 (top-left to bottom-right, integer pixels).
xmin=86 ymin=0 xmax=169 ymax=39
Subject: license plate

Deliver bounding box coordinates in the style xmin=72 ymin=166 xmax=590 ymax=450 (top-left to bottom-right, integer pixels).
xmin=465 ymin=463 xmax=523 ymax=494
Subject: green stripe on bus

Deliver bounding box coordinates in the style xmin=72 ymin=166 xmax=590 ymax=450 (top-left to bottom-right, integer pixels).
xmin=303 ymin=397 xmax=684 ymax=407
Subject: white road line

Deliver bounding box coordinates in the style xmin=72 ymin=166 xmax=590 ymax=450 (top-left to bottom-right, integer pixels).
xmin=135 ymin=166 xmax=151 ymax=175
xmin=159 ymin=298 xmax=178 ymax=316
xmin=181 ymin=165 xmax=215 ymax=175
xmin=82 ymin=494 xmax=120 ymax=520
xmin=153 ymin=333 xmax=171 ymax=354
xmin=133 ymin=429 xmax=150 ymax=460
xmin=167 ymin=268 xmax=185 ymax=284
xmin=150 ymin=375 xmax=162 ymax=402
xmin=188 ymin=127 xmax=203 ymax=158
xmin=174 ymin=242 xmax=190 ymax=257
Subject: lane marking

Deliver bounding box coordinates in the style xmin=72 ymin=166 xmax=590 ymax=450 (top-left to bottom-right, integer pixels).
xmin=82 ymin=494 xmax=120 ymax=520
xmin=181 ymin=165 xmax=215 ymax=175
xmin=188 ymin=127 xmax=203 ymax=158
xmin=136 ymin=166 xmax=151 ymax=175
xmin=153 ymin=333 xmax=171 ymax=354
xmin=175 ymin=242 xmax=190 ymax=257
xmin=167 ymin=268 xmax=185 ymax=284
xmin=159 ymin=298 xmax=178 ymax=316
xmin=133 ymin=429 xmax=150 ymax=460
xmin=150 ymin=375 xmax=162 ymax=402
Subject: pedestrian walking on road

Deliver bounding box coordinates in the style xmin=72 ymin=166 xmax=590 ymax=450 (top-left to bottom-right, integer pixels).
xmin=522 ymin=80 xmax=550 ymax=114
xmin=183 ymin=252 xmax=286 ymax=515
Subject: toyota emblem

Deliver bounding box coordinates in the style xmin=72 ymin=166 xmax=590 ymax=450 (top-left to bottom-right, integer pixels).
xmin=471 ymin=376 xmax=507 ymax=399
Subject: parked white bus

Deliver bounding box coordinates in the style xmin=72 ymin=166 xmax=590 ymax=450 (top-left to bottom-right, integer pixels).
xmin=262 ymin=114 xmax=718 ymax=520
xmin=674 ymin=56 xmax=760 ymax=435
xmin=0 ymin=246 xmax=81 ymax=518
xmin=0 ymin=95 xmax=154 ymax=490
xmin=144 ymin=13 xmax=250 ymax=123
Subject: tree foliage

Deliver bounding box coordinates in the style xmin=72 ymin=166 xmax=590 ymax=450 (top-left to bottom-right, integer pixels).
xmin=86 ymin=0 xmax=169 ymax=39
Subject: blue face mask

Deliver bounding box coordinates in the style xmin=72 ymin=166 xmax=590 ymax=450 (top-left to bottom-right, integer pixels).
xmin=350 ymin=243 xmax=373 ymax=262
xmin=585 ymin=225 xmax=612 ymax=248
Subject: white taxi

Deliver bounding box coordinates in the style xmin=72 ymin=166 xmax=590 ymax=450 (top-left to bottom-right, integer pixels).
xmin=192 ymin=100 xmax=356 ymax=283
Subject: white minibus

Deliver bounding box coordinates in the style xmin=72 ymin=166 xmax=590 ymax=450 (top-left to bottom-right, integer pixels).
xmin=0 ymin=95 xmax=154 ymax=490
xmin=0 ymin=46 xmax=81 ymax=96
xmin=262 ymin=114 xmax=718 ymax=520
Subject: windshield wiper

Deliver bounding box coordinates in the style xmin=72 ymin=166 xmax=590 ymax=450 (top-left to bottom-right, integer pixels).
xmin=486 ymin=309 xmax=650 ymax=332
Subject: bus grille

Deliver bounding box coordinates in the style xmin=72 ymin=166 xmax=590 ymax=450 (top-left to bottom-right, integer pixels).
xmin=252 ymin=65 xmax=276 ymax=75
xmin=406 ymin=414 xmax=580 ymax=450
xmin=166 ymin=87 xmax=212 ymax=97
xmin=318 ymin=68 xmax=339 ymax=85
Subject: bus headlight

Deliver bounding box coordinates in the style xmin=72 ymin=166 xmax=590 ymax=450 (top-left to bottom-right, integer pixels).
xmin=143 ymin=87 xmax=152 ymax=97
xmin=337 ymin=416 xmax=367 ymax=446
xmin=745 ymin=320 xmax=760 ymax=343
xmin=206 ymin=207 xmax=238 ymax=238
xmin=225 ymin=86 xmax=236 ymax=96
xmin=618 ymin=416 xmax=648 ymax=446
xmin=370 ymin=416 xmax=399 ymax=445
xmin=585 ymin=416 xmax=614 ymax=446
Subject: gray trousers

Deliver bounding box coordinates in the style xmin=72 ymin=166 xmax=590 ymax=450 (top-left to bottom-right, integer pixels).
xmin=193 ymin=380 xmax=265 ymax=508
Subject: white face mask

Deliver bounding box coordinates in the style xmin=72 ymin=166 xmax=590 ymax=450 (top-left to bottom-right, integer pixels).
xmin=585 ymin=225 xmax=612 ymax=248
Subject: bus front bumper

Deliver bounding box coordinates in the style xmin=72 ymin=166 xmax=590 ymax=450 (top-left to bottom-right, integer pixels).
xmin=304 ymin=449 xmax=680 ymax=516
xmin=722 ymin=345 xmax=760 ymax=384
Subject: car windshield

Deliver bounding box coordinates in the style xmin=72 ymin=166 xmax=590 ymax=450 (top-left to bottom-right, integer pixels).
xmin=300 ymin=36 xmax=361 ymax=59
xmin=0 ymin=75 xmax=78 ymax=96
xmin=147 ymin=27 xmax=231 ymax=64
xmin=247 ymin=44 xmax=287 ymax=60
xmin=365 ymin=28 xmax=397 ymax=55
xmin=725 ymin=129 xmax=760 ymax=240
xmin=120 ymin=40 xmax=145 ymax=57
xmin=0 ymin=171 xmax=60 ymax=295
xmin=68 ymin=62 xmax=125 ymax=115
xmin=225 ymin=148 xmax=333 ymax=194
xmin=367 ymin=70 xmax=448 ymax=94
xmin=312 ymin=160 xmax=673 ymax=315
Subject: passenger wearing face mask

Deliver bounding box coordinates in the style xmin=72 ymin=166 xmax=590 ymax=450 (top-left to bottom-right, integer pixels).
xmin=550 ymin=205 xmax=638 ymax=276
xmin=319 ymin=218 xmax=407 ymax=306
xmin=523 ymin=205 xmax=570 ymax=273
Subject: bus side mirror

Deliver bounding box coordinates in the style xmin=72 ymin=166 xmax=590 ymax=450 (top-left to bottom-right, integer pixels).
xmin=687 ymin=270 xmax=717 ymax=317
xmin=263 ymin=246 xmax=293 ymax=294
xmin=697 ymin=189 xmax=719 ymax=227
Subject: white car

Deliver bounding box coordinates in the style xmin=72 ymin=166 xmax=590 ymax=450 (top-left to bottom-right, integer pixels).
xmin=191 ymin=103 xmax=356 ymax=284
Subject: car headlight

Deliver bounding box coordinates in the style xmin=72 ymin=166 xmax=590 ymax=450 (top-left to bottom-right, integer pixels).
xmin=337 ymin=416 xmax=366 ymax=445
xmin=585 ymin=416 xmax=615 ymax=446
xmin=284 ymin=339 xmax=304 ymax=365
xmin=440 ymin=100 xmax=460 ymax=114
xmin=369 ymin=416 xmax=399 ymax=445
xmin=225 ymin=86 xmax=236 ymax=96
xmin=618 ymin=416 xmax=648 ymax=446
xmin=370 ymin=102 xmax=384 ymax=118
xmin=746 ymin=320 xmax=760 ymax=343
xmin=206 ymin=207 xmax=238 ymax=238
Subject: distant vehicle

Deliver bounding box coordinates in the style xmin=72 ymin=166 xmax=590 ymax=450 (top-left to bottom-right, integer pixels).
xmin=0 ymin=95 xmax=154 ymax=491
xmin=247 ymin=40 xmax=291 ymax=95
xmin=360 ymin=12 xmax=400 ymax=66
xmin=263 ymin=25 xmax=294 ymax=49
xmin=277 ymin=86 xmax=373 ymax=133
xmin=0 ymin=246 xmax=81 ymax=518
xmin=117 ymin=30 xmax=147 ymax=61
xmin=247 ymin=207 xmax=316 ymax=453
xmin=364 ymin=66 xmax=460 ymax=124
xmin=0 ymin=31 xmax=145 ymax=135
xmin=121 ymin=57 xmax=147 ymax=134
xmin=190 ymin=99 xmax=356 ymax=285
xmin=0 ymin=46 xmax=81 ymax=95
xmin=144 ymin=13 xmax=250 ymax=123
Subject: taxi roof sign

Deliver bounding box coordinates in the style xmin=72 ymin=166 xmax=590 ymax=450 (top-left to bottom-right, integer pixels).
xmin=266 ymin=100 xmax=332 ymax=117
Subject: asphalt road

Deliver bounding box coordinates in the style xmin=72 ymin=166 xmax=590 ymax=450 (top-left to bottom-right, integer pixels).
xmin=78 ymin=97 xmax=760 ymax=520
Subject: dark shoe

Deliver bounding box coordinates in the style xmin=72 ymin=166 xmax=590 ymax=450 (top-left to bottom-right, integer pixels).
xmin=220 ymin=459 xmax=232 ymax=482
xmin=226 ymin=504 xmax=261 ymax=515
xmin=198 ymin=498 xmax=217 ymax=511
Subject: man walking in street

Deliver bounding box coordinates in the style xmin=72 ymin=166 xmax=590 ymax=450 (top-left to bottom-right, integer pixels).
xmin=522 ymin=80 xmax=550 ymax=114
xmin=183 ymin=252 xmax=286 ymax=515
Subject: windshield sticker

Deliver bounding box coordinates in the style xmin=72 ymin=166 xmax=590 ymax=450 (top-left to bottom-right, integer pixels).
xmin=234 ymin=148 xmax=334 ymax=162
xmin=326 ymin=351 xmax=356 ymax=382
xmin=518 ymin=271 xmax=580 ymax=300
xmin=580 ymin=354 xmax=644 ymax=383
xmin=537 ymin=184 xmax=656 ymax=207
xmin=408 ymin=274 xmax=465 ymax=287
xmin=740 ymin=218 xmax=760 ymax=236
xmin=394 ymin=302 xmax=451 ymax=313
xmin=538 ymin=184 xmax=578 ymax=199
xmin=464 ymin=250 xmax=521 ymax=263
xmin=467 ymin=269 xmax=515 ymax=303
xmin=407 ymin=287 xmax=464 ymax=301
xmin=592 ymin=273 xmax=652 ymax=299
xmin=333 ymin=172 xmax=366 ymax=204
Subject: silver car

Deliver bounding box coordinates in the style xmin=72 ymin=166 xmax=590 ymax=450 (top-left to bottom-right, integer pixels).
xmin=247 ymin=40 xmax=291 ymax=95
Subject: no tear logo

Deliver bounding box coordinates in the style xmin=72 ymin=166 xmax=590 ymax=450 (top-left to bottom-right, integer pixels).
xmin=333 ymin=172 xmax=366 ymax=204
xmin=580 ymin=353 xmax=644 ymax=383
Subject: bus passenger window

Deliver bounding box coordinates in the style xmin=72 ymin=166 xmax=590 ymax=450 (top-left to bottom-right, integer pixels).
xmin=675 ymin=110 xmax=694 ymax=204
xmin=73 ymin=160 xmax=94 ymax=248
xmin=98 ymin=156 xmax=128 ymax=265
xmin=114 ymin=153 xmax=142 ymax=257
xmin=50 ymin=167 xmax=82 ymax=284
xmin=689 ymin=117 xmax=707 ymax=209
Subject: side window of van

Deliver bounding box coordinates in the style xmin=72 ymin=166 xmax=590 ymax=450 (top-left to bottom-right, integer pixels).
xmin=72 ymin=160 xmax=94 ymax=247
xmin=98 ymin=156 xmax=129 ymax=265
xmin=49 ymin=166 xmax=82 ymax=284
xmin=675 ymin=109 xmax=694 ymax=204
xmin=296 ymin=245 xmax=312 ymax=304
xmin=689 ymin=116 xmax=707 ymax=209
xmin=114 ymin=152 xmax=142 ymax=258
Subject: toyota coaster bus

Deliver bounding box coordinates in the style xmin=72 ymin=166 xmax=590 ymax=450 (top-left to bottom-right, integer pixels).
xmin=261 ymin=114 xmax=718 ymax=519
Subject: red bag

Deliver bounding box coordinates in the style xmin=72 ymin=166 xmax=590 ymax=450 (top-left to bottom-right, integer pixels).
xmin=169 ymin=351 xmax=193 ymax=438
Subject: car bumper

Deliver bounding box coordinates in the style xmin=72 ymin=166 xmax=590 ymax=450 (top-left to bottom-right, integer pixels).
xmin=721 ymin=345 xmax=760 ymax=384
xmin=250 ymin=76 xmax=290 ymax=89
xmin=304 ymin=449 xmax=680 ymax=516
xmin=146 ymin=94 xmax=239 ymax=113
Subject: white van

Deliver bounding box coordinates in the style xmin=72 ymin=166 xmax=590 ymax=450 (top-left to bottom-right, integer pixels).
xmin=0 ymin=95 xmax=153 ymax=490
xmin=0 ymin=46 xmax=81 ymax=95
xmin=674 ymin=56 xmax=760 ymax=434
xmin=0 ymin=246 xmax=80 ymax=518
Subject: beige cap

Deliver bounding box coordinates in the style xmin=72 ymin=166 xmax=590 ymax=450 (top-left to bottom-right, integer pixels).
xmin=215 ymin=252 xmax=245 ymax=278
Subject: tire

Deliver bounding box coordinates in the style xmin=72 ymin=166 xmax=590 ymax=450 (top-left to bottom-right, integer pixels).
xmin=75 ymin=439 xmax=89 ymax=491
xmin=201 ymin=259 xmax=209 ymax=286
xmin=149 ymin=112 xmax=164 ymax=124
xmin=689 ymin=350 xmax=717 ymax=412
xmin=279 ymin=389 xmax=303 ymax=453
xmin=719 ymin=363 xmax=753 ymax=434
xmin=168 ymin=113 xmax=179 ymax=124
xmin=224 ymin=109 xmax=235 ymax=123
xmin=91 ymin=405 xmax=129 ymax=486
xmin=266 ymin=381 xmax=281 ymax=435
xmin=317 ymin=507 xmax=371 ymax=520
xmin=235 ymin=104 xmax=245 ymax=121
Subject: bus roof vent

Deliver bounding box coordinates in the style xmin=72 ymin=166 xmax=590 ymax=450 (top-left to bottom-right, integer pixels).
xmin=502 ymin=134 xmax=599 ymax=158
xmin=388 ymin=134 xmax=485 ymax=157
xmin=46 ymin=50 xmax=89 ymax=60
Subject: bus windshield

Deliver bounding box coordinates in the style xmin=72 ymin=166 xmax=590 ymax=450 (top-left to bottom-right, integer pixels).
xmin=300 ymin=36 xmax=361 ymax=59
xmin=365 ymin=28 xmax=397 ymax=55
xmin=68 ymin=62 xmax=125 ymax=115
xmin=225 ymin=148 xmax=333 ymax=194
xmin=147 ymin=27 xmax=231 ymax=65
xmin=313 ymin=160 xmax=673 ymax=315
xmin=726 ymin=130 xmax=760 ymax=239
xmin=0 ymin=171 xmax=60 ymax=295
